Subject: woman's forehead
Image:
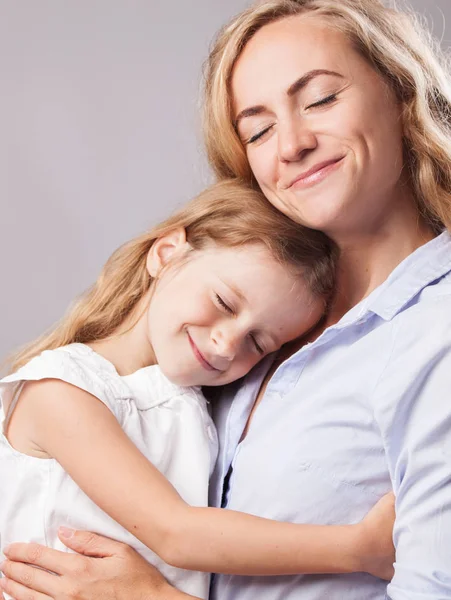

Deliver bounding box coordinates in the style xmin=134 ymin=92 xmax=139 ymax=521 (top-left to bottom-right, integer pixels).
xmin=231 ymin=15 xmax=375 ymax=118
xmin=231 ymin=16 xmax=360 ymax=108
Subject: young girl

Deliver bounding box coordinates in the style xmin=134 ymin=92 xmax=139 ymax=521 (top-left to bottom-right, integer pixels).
xmin=0 ymin=180 xmax=394 ymax=600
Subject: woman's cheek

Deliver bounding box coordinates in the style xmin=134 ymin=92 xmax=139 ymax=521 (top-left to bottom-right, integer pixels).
xmin=247 ymin=144 xmax=274 ymax=188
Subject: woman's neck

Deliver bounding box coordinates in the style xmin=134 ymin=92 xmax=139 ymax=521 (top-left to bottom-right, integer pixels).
xmin=329 ymin=205 xmax=435 ymax=322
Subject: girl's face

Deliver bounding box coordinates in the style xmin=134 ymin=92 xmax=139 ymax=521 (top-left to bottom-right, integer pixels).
xmin=231 ymin=15 xmax=407 ymax=238
xmin=145 ymin=237 xmax=323 ymax=387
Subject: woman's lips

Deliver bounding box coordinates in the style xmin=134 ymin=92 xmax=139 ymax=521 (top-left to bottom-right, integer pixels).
xmin=187 ymin=333 xmax=218 ymax=371
xmin=287 ymin=157 xmax=344 ymax=190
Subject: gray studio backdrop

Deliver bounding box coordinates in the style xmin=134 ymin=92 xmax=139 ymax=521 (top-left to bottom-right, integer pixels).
xmin=1 ymin=0 xmax=450 ymax=364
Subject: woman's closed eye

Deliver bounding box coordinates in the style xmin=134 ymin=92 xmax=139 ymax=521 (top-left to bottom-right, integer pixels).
xmin=245 ymin=93 xmax=338 ymax=143
xmin=244 ymin=93 xmax=338 ymax=144
xmin=246 ymin=124 xmax=274 ymax=145
xmin=306 ymin=93 xmax=338 ymax=110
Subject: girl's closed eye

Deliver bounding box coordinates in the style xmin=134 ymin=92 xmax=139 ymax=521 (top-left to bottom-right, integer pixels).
xmin=215 ymin=293 xmax=234 ymax=314
xmin=250 ymin=334 xmax=265 ymax=355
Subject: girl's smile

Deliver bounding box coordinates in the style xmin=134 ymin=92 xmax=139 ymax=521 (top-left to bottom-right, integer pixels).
xmin=187 ymin=331 xmax=222 ymax=373
xmin=143 ymin=236 xmax=324 ymax=387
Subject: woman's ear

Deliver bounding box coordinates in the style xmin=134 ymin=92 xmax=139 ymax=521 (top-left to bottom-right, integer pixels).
xmin=146 ymin=228 xmax=189 ymax=277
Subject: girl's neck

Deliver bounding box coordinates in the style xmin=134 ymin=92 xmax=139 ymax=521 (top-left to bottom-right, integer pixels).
xmin=89 ymin=292 xmax=156 ymax=376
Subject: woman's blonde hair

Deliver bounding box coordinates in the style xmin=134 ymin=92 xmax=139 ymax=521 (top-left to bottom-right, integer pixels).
xmin=203 ymin=0 xmax=451 ymax=232
xmin=10 ymin=179 xmax=337 ymax=372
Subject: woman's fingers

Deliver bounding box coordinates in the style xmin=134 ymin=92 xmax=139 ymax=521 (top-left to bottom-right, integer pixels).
xmin=3 ymin=529 xmax=126 ymax=579
xmin=0 ymin=576 xmax=51 ymax=600
xmin=3 ymin=543 xmax=76 ymax=576
xmin=57 ymin=527 xmax=129 ymax=558
xmin=0 ymin=560 xmax=59 ymax=597
xmin=1 ymin=534 xmax=175 ymax=600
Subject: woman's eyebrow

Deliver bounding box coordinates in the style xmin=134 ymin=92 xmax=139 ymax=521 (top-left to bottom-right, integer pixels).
xmin=234 ymin=69 xmax=344 ymax=128
xmin=233 ymin=105 xmax=266 ymax=129
xmin=286 ymin=69 xmax=344 ymax=97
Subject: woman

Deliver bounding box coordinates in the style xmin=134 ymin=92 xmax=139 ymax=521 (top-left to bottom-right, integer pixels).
xmin=2 ymin=0 xmax=451 ymax=598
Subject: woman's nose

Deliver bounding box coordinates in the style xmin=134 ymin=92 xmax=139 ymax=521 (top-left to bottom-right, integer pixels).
xmin=277 ymin=119 xmax=317 ymax=163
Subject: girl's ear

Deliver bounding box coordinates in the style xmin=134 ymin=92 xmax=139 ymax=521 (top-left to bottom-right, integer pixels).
xmin=146 ymin=227 xmax=189 ymax=277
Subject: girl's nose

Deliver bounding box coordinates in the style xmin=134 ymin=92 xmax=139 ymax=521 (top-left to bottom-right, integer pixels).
xmin=211 ymin=326 xmax=240 ymax=360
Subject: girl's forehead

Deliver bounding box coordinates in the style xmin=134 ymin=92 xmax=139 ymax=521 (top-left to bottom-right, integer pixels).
xmin=194 ymin=245 xmax=292 ymax=286
xmin=197 ymin=243 xmax=275 ymax=268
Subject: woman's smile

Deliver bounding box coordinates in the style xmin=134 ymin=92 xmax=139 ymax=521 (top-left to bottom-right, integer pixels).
xmin=281 ymin=156 xmax=345 ymax=190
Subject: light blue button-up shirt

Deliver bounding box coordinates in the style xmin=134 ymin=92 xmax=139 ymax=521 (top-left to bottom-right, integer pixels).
xmin=209 ymin=231 xmax=451 ymax=600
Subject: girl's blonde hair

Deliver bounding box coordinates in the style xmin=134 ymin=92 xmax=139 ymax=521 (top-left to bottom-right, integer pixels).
xmin=203 ymin=0 xmax=451 ymax=232
xmin=10 ymin=179 xmax=337 ymax=372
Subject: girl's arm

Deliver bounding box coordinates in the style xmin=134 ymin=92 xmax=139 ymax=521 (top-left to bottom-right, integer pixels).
xmin=9 ymin=379 xmax=394 ymax=578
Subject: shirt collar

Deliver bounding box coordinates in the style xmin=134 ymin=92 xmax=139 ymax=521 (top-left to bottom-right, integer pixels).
xmin=338 ymin=231 xmax=451 ymax=325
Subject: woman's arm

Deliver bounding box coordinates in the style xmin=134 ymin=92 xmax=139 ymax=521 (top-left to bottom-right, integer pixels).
xmin=9 ymin=379 xmax=394 ymax=578
xmin=372 ymin=306 xmax=451 ymax=599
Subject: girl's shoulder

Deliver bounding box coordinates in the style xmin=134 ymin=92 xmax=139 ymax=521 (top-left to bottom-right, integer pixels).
xmin=1 ymin=344 xmax=206 ymax=415
xmin=0 ymin=344 xmax=130 ymax=420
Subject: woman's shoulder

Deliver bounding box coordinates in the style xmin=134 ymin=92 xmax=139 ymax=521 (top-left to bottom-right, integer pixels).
xmin=396 ymin=274 xmax=451 ymax=329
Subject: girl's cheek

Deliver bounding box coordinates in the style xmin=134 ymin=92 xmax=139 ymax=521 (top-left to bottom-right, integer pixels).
xmin=190 ymin=294 xmax=218 ymax=322
xmin=238 ymin=354 xmax=260 ymax=378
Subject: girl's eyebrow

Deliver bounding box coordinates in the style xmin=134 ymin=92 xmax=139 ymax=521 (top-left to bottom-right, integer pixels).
xmin=234 ymin=69 xmax=344 ymax=128
xmin=219 ymin=278 xmax=246 ymax=304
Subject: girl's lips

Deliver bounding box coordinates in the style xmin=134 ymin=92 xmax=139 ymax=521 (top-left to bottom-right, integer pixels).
xmin=187 ymin=333 xmax=218 ymax=371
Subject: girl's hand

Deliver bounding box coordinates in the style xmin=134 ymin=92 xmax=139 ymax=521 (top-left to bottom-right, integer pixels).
xmin=355 ymin=492 xmax=396 ymax=580
xmin=0 ymin=528 xmax=197 ymax=600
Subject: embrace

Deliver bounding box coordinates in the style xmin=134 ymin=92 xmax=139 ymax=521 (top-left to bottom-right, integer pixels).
xmin=1 ymin=1 xmax=450 ymax=599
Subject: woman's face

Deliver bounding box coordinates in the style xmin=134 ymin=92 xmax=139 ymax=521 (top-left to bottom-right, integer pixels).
xmin=231 ymin=15 xmax=406 ymax=238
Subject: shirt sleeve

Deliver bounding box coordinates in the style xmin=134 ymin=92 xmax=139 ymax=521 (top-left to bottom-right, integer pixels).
xmin=372 ymin=296 xmax=451 ymax=599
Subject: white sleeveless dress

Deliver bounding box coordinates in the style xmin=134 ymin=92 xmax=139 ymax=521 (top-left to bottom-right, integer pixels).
xmin=0 ymin=343 xmax=218 ymax=599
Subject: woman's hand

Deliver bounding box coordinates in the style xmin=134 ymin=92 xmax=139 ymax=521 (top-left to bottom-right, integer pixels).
xmin=0 ymin=528 xmax=196 ymax=600
xmin=354 ymin=492 xmax=396 ymax=580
